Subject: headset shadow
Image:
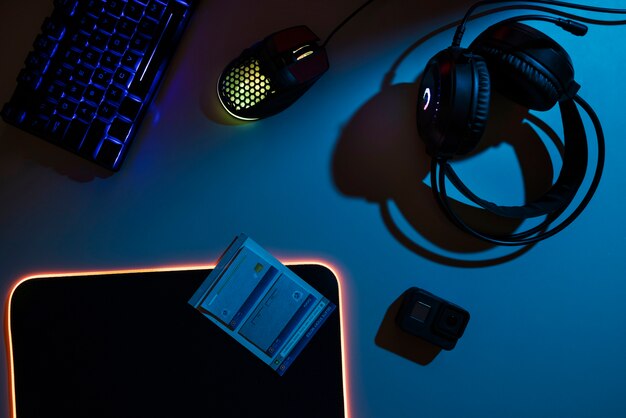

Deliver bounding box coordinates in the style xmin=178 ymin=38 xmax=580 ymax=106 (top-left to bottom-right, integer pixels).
xmin=332 ymin=76 xmax=561 ymax=268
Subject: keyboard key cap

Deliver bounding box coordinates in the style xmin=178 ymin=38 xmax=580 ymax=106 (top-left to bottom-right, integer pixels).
xmin=121 ymin=50 xmax=142 ymax=71
xmin=119 ymin=96 xmax=142 ymax=120
xmin=58 ymin=48 xmax=81 ymax=67
xmin=57 ymin=97 xmax=78 ymax=118
xmin=42 ymin=81 xmax=65 ymax=101
xmin=129 ymin=35 xmax=149 ymax=54
xmin=77 ymin=14 xmax=98 ymax=34
xmin=53 ymin=0 xmax=79 ymax=17
xmin=92 ymin=68 xmax=113 ymax=86
xmin=42 ymin=17 xmax=66 ymax=40
xmin=24 ymin=114 xmax=48 ymax=135
xmin=113 ymin=67 xmax=134 ymax=87
xmin=17 ymin=69 xmax=43 ymax=91
xmin=85 ymin=0 xmax=105 ymax=17
xmin=68 ymin=31 xmax=89 ymax=49
xmin=106 ymin=0 xmax=127 ymax=17
xmin=46 ymin=115 xmax=70 ymax=141
xmin=89 ymin=31 xmax=109 ymax=51
xmin=76 ymin=101 xmax=97 ymax=121
xmin=47 ymin=63 xmax=73 ymax=84
xmin=1 ymin=104 xmax=27 ymax=125
xmin=34 ymin=34 xmax=58 ymax=56
xmin=65 ymin=82 xmax=86 ymax=100
xmin=81 ymin=48 xmax=101 ymax=67
xmin=63 ymin=118 xmax=89 ymax=150
xmin=26 ymin=51 xmax=50 ymax=72
xmin=73 ymin=65 xmax=93 ymax=84
xmin=108 ymin=117 xmax=132 ymax=142
xmin=80 ymin=118 xmax=107 ymax=157
xmin=116 ymin=17 xmax=137 ymax=39
xmin=137 ymin=17 xmax=157 ymax=38
xmin=96 ymin=138 xmax=123 ymax=166
xmin=97 ymin=14 xmax=118 ymax=35
xmin=106 ymin=84 xmax=126 ymax=104
xmin=100 ymin=51 xmax=121 ymax=70
xmin=146 ymin=1 xmax=165 ymax=21
xmin=84 ymin=84 xmax=105 ymax=103
xmin=97 ymin=101 xmax=118 ymax=120
xmin=124 ymin=1 xmax=145 ymax=22
xmin=36 ymin=99 xmax=57 ymax=118
xmin=108 ymin=34 xmax=129 ymax=54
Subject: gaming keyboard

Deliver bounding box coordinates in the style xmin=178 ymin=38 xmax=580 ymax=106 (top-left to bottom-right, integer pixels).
xmin=1 ymin=0 xmax=195 ymax=171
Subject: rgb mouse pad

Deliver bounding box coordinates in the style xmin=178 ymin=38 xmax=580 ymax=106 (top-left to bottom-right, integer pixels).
xmin=7 ymin=264 xmax=345 ymax=418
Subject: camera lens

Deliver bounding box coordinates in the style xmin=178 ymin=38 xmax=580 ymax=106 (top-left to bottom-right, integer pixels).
xmin=434 ymin=306 xmax=467 ymax=339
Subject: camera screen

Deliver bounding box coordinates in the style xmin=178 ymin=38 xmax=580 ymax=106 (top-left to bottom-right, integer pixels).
xmin=410 ymin=301 xmax=431 ymax=322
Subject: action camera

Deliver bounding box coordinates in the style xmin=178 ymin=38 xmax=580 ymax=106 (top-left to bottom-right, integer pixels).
xmin=396 ymin=287 xmax=470 ymax=350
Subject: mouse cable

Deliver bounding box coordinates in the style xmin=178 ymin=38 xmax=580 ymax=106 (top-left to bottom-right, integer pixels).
xmin=322 ymin=0 xmax=377 ymax=48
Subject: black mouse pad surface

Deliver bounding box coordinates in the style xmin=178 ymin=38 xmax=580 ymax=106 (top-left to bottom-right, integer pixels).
xmin=7 ymin=264 xmax=345 ymax=418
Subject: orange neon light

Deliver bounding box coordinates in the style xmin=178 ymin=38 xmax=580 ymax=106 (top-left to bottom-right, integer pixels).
xmin=4 ymin=260 xmax=352 ymax=418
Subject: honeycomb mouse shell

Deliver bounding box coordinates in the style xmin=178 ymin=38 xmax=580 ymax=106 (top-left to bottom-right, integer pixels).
xmin=217 ymin=26 xmax=329 ymax=120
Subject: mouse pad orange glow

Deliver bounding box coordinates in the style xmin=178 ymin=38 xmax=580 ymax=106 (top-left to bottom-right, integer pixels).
xmin=6 ymin=264 xmax=345 ymax=418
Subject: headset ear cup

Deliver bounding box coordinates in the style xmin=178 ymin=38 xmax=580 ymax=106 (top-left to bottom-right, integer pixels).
xmin=417 ymin=48 xmax=491 ymax=157
xmin=463 ymin=57 xmax=490 ymax=154
xmin=470 ymin=22 xmax=576 ymax=111
xmin=474 ymin=46 xmax=561 ymax=110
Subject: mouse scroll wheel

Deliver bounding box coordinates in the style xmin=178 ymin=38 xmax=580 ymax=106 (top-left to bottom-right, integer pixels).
xmin=292 ymin=44 xmax=316 ymax=61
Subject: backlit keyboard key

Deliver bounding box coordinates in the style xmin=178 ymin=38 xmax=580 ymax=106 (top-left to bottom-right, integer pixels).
xmin=97 ymin=14 xmax=118 ymax=35
xmin=113 ymin=67 xmax=134 ymax=87
xmin=108 ymin=117 xmax=132 ymax=142
xmin=92 ymin=68 xmax=113 ymax=86
xmin=80 ymin=118 xmax=108 ymax=157
xmin=121 ymin=50 xmax=142 ymax=71
xmin=96 ymin=138 xmax=123 ymax=166
xmin=116 ymin=18 xmax=137 ymax=39
xmin=76 ymin=101 xmax=97 ymax=121
xmin=73 ymin=65 xmax=93 ymax=84
xmin=97 ymin=102 xmax=118 ymax=121
xmin=63 ymin=119 xmax=89 ymax=150
xmin=46 ymin=116 xmax=70 ymax=141
xmin=119 ymin=96 xmax=142 ymax=120
xmin=108 ymin=34 xmax=129 ymax=55
xmin=105 ymin=84 xmax=126 ymax=104
xmin=101 ymin=51 xmax=121 ymax=70
xmin=124 ymin=1 xmax=145 ymax=22
xmin=105 ymin=0 xmax=127 ymax=17
xmin=57 ymin=98 xmax=78 ymax=118
xmin=85 ymin=85 xmax=105 ymax=104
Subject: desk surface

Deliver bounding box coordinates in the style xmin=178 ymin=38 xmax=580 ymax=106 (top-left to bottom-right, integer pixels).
xmin=2 ymin=1 xmax=626 ymax=417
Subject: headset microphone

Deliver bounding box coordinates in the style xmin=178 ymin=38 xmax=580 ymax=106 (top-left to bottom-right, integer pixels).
xmin=556 ymin=18 xmax=588 ymax=35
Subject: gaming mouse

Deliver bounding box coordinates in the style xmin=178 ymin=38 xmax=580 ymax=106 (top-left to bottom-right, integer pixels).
xmin=217 ymin=26 xmax=329 ymax=120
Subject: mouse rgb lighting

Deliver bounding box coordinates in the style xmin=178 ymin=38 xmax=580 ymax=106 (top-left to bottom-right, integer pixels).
xmin=217 ymin=26 xmax=329 ymax=121
xmin=218 ymin=58 xmax=275 ymax=119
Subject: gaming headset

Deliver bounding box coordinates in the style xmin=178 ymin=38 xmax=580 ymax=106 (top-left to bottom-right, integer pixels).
xmin=415 ymin=0 xmax=626 ymax=245
xmin=221 ymin=0 xmax=626 ymax=246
